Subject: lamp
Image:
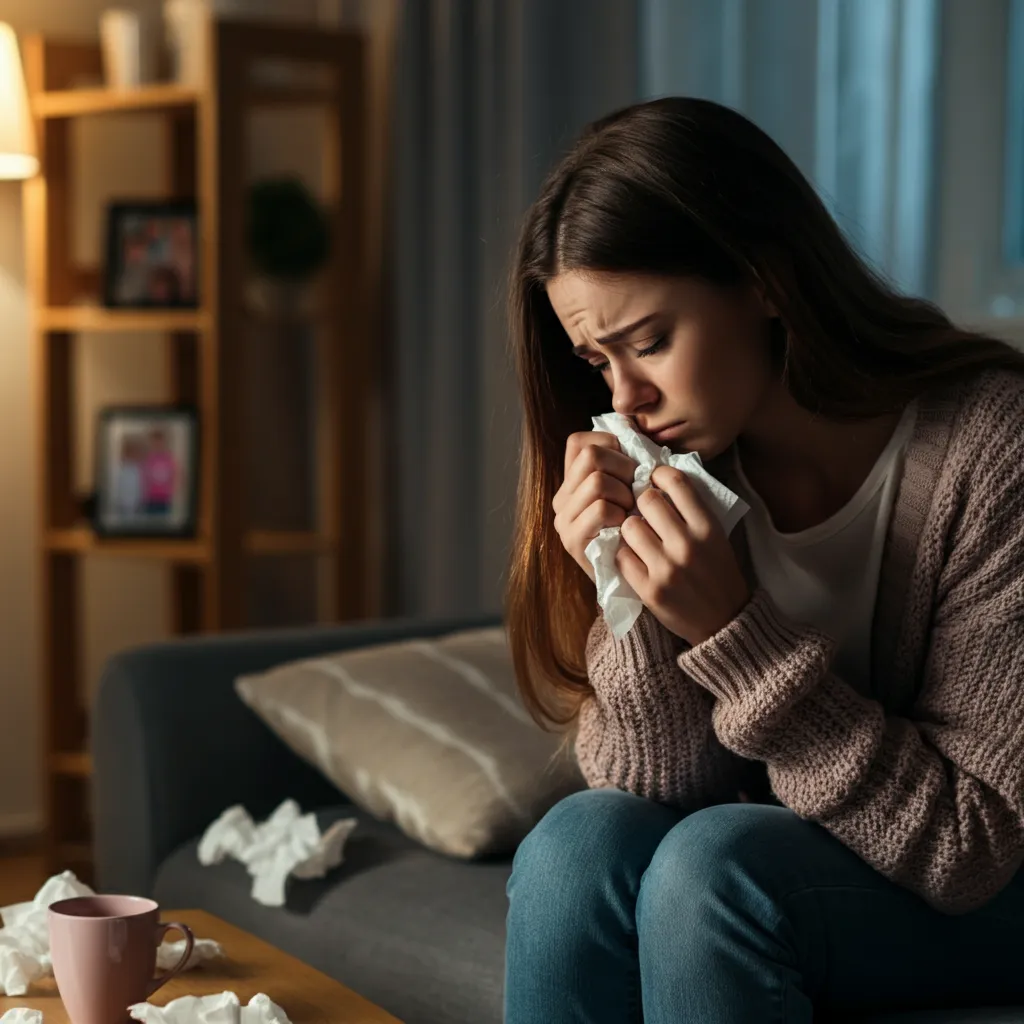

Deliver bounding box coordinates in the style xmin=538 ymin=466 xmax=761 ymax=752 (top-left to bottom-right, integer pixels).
xmin=0 ymin=23 xmax=37 ymax=180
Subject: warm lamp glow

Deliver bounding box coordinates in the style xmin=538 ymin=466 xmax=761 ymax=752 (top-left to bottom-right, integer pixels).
xmin=0 ymin=23 xmax=37 ymax=180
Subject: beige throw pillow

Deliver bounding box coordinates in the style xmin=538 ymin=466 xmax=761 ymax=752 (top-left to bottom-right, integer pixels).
xmin=235 ymin=626 xmax=584 ymax=858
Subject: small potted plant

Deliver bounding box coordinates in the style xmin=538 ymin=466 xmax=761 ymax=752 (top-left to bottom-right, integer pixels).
xmin=246 ymin=176 xmax=331 ymax=321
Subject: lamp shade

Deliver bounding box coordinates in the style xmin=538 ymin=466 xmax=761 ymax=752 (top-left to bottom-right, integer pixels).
xmin=0 ymin=23 xmax=37 ymax=180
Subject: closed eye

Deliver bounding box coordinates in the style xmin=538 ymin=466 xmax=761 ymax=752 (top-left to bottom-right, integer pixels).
xmin=586 ymin=334 xmax=669 ymax=374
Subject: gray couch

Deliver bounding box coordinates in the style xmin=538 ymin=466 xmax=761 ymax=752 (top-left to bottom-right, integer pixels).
xmin=92 ymin=615 xmax=1024 ymax=1024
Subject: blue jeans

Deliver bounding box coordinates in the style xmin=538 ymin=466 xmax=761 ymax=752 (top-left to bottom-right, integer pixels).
xmin=504 ymin=789 xmax=1024 ymax=1023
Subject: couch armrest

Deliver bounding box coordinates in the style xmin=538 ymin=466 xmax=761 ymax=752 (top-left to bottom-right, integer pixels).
xmin=92 ymin=612 xmax=502 ymax=896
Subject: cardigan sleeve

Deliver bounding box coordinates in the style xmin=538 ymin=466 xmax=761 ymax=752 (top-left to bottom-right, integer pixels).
xmin=575 ymin=607 xmax=750 ymax=809
xmin=679 ymin=468 xmax=1024 ymax=913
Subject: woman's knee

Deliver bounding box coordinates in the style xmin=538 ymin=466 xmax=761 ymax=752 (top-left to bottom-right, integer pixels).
xmin=508 ymin=788 xmax=680 ymax=907
xmin=639 ymin=804 xmax=807 ymax=919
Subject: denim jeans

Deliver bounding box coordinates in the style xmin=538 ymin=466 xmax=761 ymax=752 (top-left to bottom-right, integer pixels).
xmin=504 ymin=789 xmax=1024 ymax=1023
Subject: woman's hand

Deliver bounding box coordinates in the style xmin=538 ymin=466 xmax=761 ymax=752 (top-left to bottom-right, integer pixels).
xmin=616 ymin=464 xmax=750 ymax=646
xmin=553 ymin=432 xmax=639 ymax=583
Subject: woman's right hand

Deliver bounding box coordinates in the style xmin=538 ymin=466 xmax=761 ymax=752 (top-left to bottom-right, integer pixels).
xmin=553 ymin=432 xmax=639 ymax=582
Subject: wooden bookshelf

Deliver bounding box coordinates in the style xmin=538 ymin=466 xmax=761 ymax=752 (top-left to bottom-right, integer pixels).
xmin=33 ymin=82 xmax=199 ymax=118
xmin=44 ymin=528 xmax=212 ymax=562
xmin=21 ymin=20 xmax=372 ymax=875
xmin=38 ymin=307 xmax=210 ymax=332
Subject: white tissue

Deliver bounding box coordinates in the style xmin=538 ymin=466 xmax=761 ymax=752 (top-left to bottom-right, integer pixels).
xmin=129 ymin=991 xmax=290 ymax=1024
xmin=0 ymin=1009 xmax=43 ymax=1023
xmin=198 ymin=799 xmax=357 ymax=907
xmin=0 ymin=872 xmax=221 ymax=997
xmin=584 ymin=412 xmax=750 ymax=639
xmin=156 ymin=937 xmax=224 ymax=972
xmin=0 ymin=870 xmax=92 ymax=996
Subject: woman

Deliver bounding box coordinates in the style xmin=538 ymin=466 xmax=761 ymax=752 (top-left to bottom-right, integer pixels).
xmin=503 ymin=97 xmax=1024 ymax=1023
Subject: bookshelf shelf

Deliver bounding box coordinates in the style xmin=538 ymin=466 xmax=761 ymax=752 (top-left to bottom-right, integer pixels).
xmin=33 ymin=83 xmax=199 ymax=118
xmin=44 ymin=528 xmax=211 ymax=563
xmin=38 ymin=307 xmax=209 ymax=333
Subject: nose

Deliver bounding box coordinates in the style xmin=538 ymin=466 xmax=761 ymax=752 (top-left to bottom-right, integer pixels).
xmin=610 ymin=367 xmax=659 ymax=418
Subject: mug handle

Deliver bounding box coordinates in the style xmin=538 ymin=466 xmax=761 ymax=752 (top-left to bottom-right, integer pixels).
xmin=147 ymin=921 xmax=195 ymax=997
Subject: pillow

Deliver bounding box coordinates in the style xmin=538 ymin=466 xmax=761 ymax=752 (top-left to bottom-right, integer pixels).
xmin=235 ymin=626 xmax=584 ymax=858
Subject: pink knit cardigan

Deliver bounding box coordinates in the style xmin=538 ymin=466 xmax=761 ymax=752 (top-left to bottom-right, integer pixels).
xmin=575 ymin=369 xmax=1024 ymax=914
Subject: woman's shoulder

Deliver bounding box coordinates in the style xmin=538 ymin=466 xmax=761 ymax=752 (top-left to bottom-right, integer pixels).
xmin=940 ymin=367 xmax=1024 ymax=472
xmin=919 ymin=369 xmax=1024 ymax=552
xmin=919 ymin=368 xmax=1024 ymax=606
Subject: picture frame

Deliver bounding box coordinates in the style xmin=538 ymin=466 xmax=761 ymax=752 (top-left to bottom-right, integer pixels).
xmin=103 ymin=200 xmax=199 ymax=308
xmin=93 ymin=405 xmax=199 ymax=538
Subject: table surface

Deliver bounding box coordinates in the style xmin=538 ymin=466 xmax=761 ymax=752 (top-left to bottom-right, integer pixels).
xmin=0 ymin=908 xmax=403 ymax=1023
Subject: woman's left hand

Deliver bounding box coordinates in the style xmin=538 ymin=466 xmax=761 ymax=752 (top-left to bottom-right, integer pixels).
xmin=616 ymin=464 xmax=750 ymax=647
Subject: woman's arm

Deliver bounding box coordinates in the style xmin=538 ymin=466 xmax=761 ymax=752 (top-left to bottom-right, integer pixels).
xmin=679 ymin=552 xmax=1024 ymax=913
xmin=575 ymin=606 xmax=750 ymax=808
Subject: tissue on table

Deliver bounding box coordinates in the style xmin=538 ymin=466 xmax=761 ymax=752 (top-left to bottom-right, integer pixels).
xmin=198 ymin=799 xmax=357 ymax=908
xmin=156 ymin=936 xmax=224 ymax=972
xmin=584 ymin=412 xmax=750 ymax=639
xmin=0 ymin=1009 xmax=43 ymax=1023
xmin=0 ymin=870 xmax=91 ymax=996
xmin=0 ymin=871 xmax=222 ymax=997
xmin=129 ymin=991 xmax=290 ymax=1024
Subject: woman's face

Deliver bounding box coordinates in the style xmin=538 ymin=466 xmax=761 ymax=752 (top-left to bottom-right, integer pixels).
xmin=546 ymin=270 xmax=776 ymax=459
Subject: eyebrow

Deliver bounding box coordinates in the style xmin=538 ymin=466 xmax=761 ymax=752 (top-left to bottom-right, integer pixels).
xmin=570 ymin=313 xmax=659 ymax=356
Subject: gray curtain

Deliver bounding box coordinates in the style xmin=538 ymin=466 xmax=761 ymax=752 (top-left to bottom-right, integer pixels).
xmin=387 ymin=0 xmax=640 ymax=618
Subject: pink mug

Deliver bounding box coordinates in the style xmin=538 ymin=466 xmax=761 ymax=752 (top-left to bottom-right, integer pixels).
xmin=48 ymin=895 xmax=194 ymax=1024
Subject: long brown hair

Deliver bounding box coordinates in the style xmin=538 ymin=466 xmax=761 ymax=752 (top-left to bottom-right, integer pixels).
xmin=505 ymin=96 xmax=1024 ymax=731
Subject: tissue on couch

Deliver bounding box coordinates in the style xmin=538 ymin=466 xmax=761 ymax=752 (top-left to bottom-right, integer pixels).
xmin=198 ymin=799 xmax=357 ymax=907
xmin=584 ymin=412 xmax=749 ymax=639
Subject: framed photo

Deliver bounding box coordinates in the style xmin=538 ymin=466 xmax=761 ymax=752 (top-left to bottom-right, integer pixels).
xmin=103 ymin=200 xmax=199 ymax=308
xmin=93 ymin=406 xmax=199 ymax=538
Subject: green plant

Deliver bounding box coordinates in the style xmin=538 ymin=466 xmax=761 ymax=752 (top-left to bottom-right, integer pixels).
xmin=246 ymin=177 xmax=330 ymax=284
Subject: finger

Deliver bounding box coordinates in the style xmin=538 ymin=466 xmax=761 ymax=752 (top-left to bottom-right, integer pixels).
xmin=615 ymin=535 xmax=648 ymax=593
xmin=649 ymin=466 xmax=716 ymax=538
xmin=635 ymin=486 xmax=687 ymax=544
xmin=558 ymin=469 xmax=635 ymax=523
xmin=578 ymin=498 xmax=628 ymax=539
xmin=564 ymin=431 xmax=621 ymax=481
xmin=563 ymin=439 xmax=638 ymax=495
xmin=619 ymin=513 xmax=663 ymax=568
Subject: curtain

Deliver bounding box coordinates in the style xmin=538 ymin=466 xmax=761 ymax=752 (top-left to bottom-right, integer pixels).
xmin=387 ymin=0 xmax=641 ymax=618
xmin=640 ymin=0 xmax=941 ymax=297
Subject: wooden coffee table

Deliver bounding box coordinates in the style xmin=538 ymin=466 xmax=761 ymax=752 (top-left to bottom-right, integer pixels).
xmin=0 ymin=909 xmax=402 ymax=1023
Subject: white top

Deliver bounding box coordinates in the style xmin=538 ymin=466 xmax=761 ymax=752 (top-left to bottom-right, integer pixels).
xmin=731 ymin=402 xmax=918 ymax=696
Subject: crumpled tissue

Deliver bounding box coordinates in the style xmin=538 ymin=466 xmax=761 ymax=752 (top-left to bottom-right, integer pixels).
xmin=0 ymin=1009 xmax=43 ymax=1023
xmin=129 ymin=991 xmax=290 ymax=1024
xmin=584 ymin=412 xmax=750 ymax=639
xmin=156 ymin=937 xmax=224 ymax=973
xmin=198 ymin=799 xmax=357 ymax=908
xmin=0 ymin=871 xmax=91 ymax=996
xmin=0 ymin=871 xmax=222 ymax=997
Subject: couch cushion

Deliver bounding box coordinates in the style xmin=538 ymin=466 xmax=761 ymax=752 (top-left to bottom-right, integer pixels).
xmin=234 ymin=626 xmax=584 ymax=859
xmin=153 ymin=805 xmax=510 ymax=1024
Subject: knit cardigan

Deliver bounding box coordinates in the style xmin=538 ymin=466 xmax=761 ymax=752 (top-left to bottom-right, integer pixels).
xmin=575 ymin=369 xmax=1024 ymax=914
